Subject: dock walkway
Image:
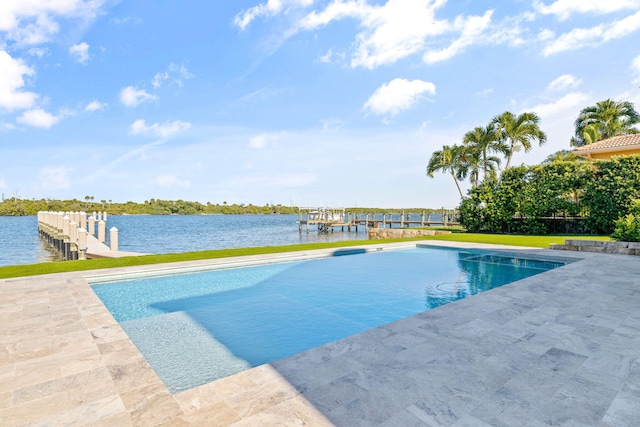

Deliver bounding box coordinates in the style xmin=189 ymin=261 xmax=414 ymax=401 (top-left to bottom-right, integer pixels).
xmin=85 ymin=234 xmax=147 ymax=259
xmin=298 ymin=207 xmax=459 ymax=233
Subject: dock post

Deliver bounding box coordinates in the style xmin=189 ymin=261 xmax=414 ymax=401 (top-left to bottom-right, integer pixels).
xmin=62 ymin=215 xmax=70 ymax=260
xmin=442 ymin=207 xmax=447 ymax=226
xmin=79 ymin=212 xmax=86 ymax=231
xmin=78 ymin=228 xmax=87 ymax=260
xmin=110 ymin=227 xmax=118 ymax=251
xmin=421 ymin=212 xmax=425 ymax=227
xmin=69 ymin=221 xmax=78 ymax=260
xmin=298 ymin=210 xmax=302 ymax=233
xmin=88 ymin=216 xmax=95 ymax=236
xmin=401 ymin=210 xmax=404 ymax=228
xmin=382 ymin=214 xmax=386 ymax=228
xmin=98 ymin=220 xmax=106 ymax=243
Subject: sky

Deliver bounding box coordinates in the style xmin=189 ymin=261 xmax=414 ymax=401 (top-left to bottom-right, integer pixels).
xmin=1 ymin=0 xmax=640 ymax=209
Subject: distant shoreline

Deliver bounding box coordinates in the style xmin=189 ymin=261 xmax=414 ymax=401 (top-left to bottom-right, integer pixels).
xmin=0 ymin=197 xmax=448 ymax=217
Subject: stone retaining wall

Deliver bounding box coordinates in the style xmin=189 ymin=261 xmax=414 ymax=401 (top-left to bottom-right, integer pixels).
xmin=368 ymin=228 xmax=451 ymax=240
xmin=550 ymin=239 xmax=640 ymax=255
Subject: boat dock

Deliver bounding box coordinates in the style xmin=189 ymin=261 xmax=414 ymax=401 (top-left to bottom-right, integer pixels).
xmin=38 ymin=211 xmax=145 ymax=260
xmin=298 ymin=207 xmax=459 ymax=233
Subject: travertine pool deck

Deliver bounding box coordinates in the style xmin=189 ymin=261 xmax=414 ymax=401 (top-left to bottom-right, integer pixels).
xmin=1 ymin=241 xmax=640 ymax=426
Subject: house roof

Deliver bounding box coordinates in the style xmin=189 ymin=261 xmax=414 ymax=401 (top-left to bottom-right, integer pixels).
xmin=573 ymin=133 xmax=640 ymax=157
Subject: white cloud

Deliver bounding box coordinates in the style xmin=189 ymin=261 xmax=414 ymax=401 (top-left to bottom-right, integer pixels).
xmin=151 ymin=72 xmax=168 ymax=89
xmin=0 ymin=50 xmax=38 ymax=112
xmin=321 ymin=118 xmax=343 ymax=132
xmin=423 ymin=10 xmax=494 ymax=64
xmin=238 ymin=1 xmax=522 ymax=68
xmin=155 ymin=175 xmax=191 ymax=189
xmin=234 ymin=0 xmax=314 ymax=30
xmin=248 ymin=132 xmax=285 ymax=149
xmin=538 ymin=28 xmax=555 ymax=41
xmin=301 ymin=0 xmax=452 ymax=69
xmin=318 ymin=49 xmax=334 ymax=63
xmin=1 ymin=122 xmax=16 ymax=131
xmin=16 ymin=108 xmax=61 ymax=128
xmin=364 ymin=78 xmax=436 ymax=117
xmin=547 ymin=74 xmax=582 ymax=91
xmin=87 ymin=140 xmax=166 ymax=181
xmin=476 ymin=88 xmax=494 ymax=97
xmin=28 ymin=47 xmax=48 ymax=57
xmin=298 ymin=1 xmax=518 ymax=68
xmin=169 ymin=63 xmax=193 ymax=87
xmin=528 ymin=92 xmax=590 ymax=121
xmin=151 ymin=63 xmax=193 ymax=89
xmin=69 ymin=42 xmax=89 ymax=64
xmin=129 ymin=119 xmax=191 ymax=139
xmin=543 ymin=10 xmax=640 ymax=56
xmin=85 ymin=100 xmax=106 ymax=111
xmin=632 ymin=54 xmax=640 ymax=83
xmin=119 ymin=86 xmax=158 ymax=107
xmin=533 ymin=0 xmax=640 ymax=20
xmin=0 ymin=0 xmax=105 ymax=46
xmin=39 ymin=166 xmax=71 ymax=191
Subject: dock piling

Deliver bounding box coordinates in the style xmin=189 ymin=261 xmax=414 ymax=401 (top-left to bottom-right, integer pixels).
xmin=98 ymin=220 xmax=106 ymax=243
xmin=110 ymin=227 xmax=118 ymax=251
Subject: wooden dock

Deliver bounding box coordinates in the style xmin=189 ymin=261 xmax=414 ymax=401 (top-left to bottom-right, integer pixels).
xmin=298 ymin=207 xmax=459 ymax=233
xmin=38 ymin=211 xmax=146 ymax=260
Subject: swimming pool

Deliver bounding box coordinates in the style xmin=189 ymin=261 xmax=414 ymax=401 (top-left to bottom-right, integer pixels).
xmin=90 ymin=246 xmax=573 ymax=393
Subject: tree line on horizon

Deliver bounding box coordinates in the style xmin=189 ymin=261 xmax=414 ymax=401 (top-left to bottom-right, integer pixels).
xmin=0 ymin=197 xmax=444 ymax=216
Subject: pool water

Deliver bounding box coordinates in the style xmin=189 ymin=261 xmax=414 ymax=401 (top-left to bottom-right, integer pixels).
xmin=90 ymin=247 xmax=571 ymax=393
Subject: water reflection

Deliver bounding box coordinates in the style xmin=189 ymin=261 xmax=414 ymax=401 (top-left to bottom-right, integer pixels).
xmin=425 ymin=251 xmax=567 ymax=310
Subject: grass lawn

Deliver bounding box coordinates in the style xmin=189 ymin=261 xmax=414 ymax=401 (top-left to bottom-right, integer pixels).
xmin=0 ymin=233 xmax=610 ymax=280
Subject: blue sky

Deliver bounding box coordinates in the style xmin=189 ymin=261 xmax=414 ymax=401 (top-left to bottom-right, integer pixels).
xmin=1 ymin=0 xmax=640 ymax=209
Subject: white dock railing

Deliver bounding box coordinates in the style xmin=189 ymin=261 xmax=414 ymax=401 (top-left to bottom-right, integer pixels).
xmin=37 ymin=211 xmax=118 ymax=260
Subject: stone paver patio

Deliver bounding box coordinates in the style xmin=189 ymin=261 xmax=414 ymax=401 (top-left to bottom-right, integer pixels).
xmin=1 ymin=241 xmax=639 ymax=426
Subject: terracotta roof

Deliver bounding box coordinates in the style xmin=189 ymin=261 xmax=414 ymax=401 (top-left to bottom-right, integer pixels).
xmin=573 ymin=133 xmax=640 ymax=155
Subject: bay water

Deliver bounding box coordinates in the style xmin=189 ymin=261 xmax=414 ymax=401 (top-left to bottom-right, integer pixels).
xmin=0 ymin=214 xmax=400 ymax=267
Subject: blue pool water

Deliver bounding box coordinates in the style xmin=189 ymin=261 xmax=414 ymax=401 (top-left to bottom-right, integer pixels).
xmin=90 ymin=246 xmax=572 ymax=393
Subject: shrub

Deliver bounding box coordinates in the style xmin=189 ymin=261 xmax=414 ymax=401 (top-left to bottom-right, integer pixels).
xmin=583 ymin=155 xmax=640 ymax=234
xmin=611 ymin=214 xmax=640 ymax=242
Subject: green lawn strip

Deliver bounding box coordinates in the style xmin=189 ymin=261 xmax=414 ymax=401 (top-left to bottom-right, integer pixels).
xmin=422 ymin=233 xmax=610 ymax=248
xmin=0 ymin=234 xmax=610 ymax=280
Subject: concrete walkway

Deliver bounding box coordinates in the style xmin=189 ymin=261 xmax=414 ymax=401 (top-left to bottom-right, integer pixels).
xmin=1 ymin=241 xmax=639 ymax=426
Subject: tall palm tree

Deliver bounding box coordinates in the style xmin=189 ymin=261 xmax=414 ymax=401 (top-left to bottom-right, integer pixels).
xmin=572 ymin=99 xmax=640 ymax=147
xmin=462 ymin=124 xmax=506 ymax=181
xmin=493 ymin=111 xmax=547 ymax=170
xmin=570 ymin=123 xmax=601 ymax=147
xmin=426 ymin=144 xmax=467 ymax=199
xmin=461 ymin=147 xmax=483 ymax=187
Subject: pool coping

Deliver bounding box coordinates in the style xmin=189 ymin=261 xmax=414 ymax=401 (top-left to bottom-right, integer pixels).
xmin=1 ymin=240 xmax=639 ymax=426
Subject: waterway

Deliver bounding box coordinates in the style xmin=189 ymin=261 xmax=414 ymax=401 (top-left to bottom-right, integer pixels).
xmin=0 ymin=214 xmax=433 ymax=267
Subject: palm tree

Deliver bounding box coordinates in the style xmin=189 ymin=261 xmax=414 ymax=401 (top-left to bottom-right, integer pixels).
xmin=542 ymin=150 xmax=582 ymax=164
xmin=493 ymin=111 xmax=547 ymax=170
xmin=462 ymin=124 xmax=506 ymax=181
xmin=570 ymin=123 xmax=601 ymax=147
xmin=426 ymin=144 xmax=467 ymax=199
xmin=461 ymin=147 xmax=482 ymax=187
xmin=572 ymin=99 xmax=640 ymax=147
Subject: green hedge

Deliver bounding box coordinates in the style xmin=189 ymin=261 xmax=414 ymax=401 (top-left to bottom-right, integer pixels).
xmin=459 ymin=155 xmax=640 ymax=235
